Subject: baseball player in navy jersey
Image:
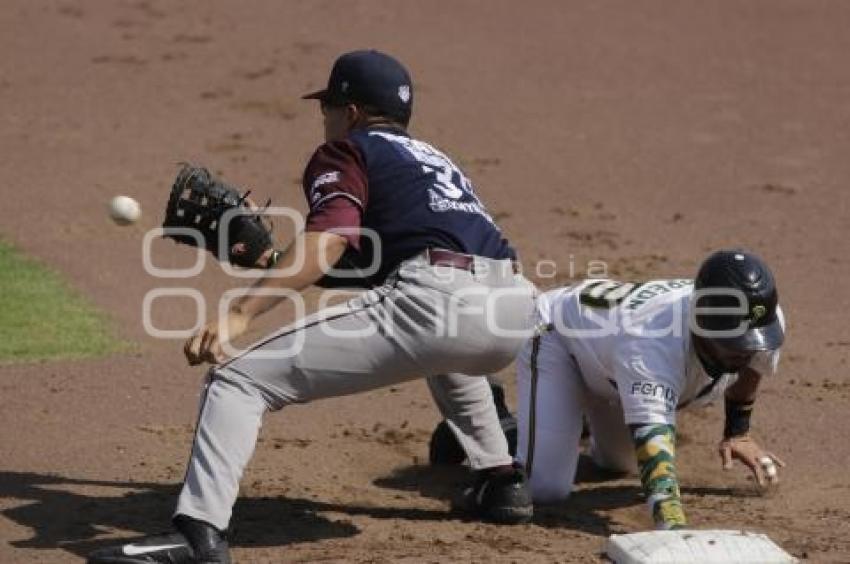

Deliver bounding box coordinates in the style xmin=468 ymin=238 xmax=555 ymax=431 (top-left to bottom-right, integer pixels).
xmin=515 ymin=250 xmax=786 ymax=530
xmin=88 ymin=50 xmax=537 ymax=564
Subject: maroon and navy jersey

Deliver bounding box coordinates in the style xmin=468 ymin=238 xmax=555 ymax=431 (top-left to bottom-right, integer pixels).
xmin=302 ymin=126 xmax=516 ymax=286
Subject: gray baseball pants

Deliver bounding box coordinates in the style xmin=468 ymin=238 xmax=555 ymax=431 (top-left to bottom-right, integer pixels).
xmin=175 ymin=252 xmax=537 ymax=531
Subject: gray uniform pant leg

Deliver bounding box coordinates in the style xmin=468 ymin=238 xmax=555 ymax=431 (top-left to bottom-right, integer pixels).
xmin=175 ymin=255 xmax=536 ymax=531
xmin=427 ymin=373 xmax=510 ymax=470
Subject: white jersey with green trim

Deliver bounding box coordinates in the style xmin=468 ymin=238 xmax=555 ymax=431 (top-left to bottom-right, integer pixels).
xmin=535 ymin=279 xmax=782 ymax=426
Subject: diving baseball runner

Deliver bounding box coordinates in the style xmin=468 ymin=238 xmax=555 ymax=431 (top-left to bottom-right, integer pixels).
xmin=89 ymin=50 xmax=536 ymax=563
xmin=515 ymin=250 xmax=786 ymax=530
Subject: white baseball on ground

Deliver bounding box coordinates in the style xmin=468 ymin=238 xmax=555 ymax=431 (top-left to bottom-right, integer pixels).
xmin=109 ymin=195 xmax=141 ymax=225
xmin=760 ymin=456 xmax=779 ymax=478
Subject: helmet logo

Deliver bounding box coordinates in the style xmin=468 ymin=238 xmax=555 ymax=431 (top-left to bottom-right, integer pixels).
xmin=752 ymin=304 xmax=767 ymax=320
xmin=398 ymin=85 xmax=411 ymax=103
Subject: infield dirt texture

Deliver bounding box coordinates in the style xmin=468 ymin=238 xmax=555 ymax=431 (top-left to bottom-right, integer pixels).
xmin=1 ymin=1 xmax=849 ymax=562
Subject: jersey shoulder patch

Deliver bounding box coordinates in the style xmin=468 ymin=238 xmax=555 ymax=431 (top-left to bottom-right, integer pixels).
xmin=302 ymin=140 xmax=368 ymax=212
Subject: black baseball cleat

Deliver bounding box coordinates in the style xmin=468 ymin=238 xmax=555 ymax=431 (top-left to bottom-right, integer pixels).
xmin=87 ymin=515 xmax=231 ymax=564
xmin=454 ymin=463 xmax=533 ymax=524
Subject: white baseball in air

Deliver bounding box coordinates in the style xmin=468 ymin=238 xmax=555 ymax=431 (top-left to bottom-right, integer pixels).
xmin=109 ymin=195 xmax=141 ymax=225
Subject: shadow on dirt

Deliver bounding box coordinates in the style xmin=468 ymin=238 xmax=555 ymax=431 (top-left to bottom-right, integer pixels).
xmin=372 ymin=463 xmax=469 ymax=501
xmin=373 ymin=455 xmax=747 ymax=537
xmin=372 ymin=452 xmax=627 ymax=499
xmin=1 ymin=468 xmax=750 ymax=558
xmin=373 ymin=455 xmax=644 ymax=536
xmin=0 ymin=471 xmax=371 ymax=559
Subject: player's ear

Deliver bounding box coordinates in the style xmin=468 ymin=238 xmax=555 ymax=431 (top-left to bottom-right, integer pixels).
xmin=345 ymin=103 xmax=362 ymax=129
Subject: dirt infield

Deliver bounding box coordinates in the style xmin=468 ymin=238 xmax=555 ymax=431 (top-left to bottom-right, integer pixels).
xmin=2 ymin=1 xmax=850 ymax=561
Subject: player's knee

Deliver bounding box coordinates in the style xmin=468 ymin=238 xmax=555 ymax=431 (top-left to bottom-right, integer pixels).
xmin=209 ymin=365 xmax=253 ymax=392
xmin=210 ymin=365 xmax=288 ymax=411
xmin=213 ymin=347 xmax=316 ymax=409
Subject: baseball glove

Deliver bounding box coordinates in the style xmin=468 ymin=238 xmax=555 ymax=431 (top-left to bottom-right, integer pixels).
xmin=162 ymin=164 xmax=272 ymax=267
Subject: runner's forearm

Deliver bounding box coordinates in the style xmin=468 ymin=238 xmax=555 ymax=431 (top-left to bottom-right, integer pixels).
xmin=631 ymin=423 xmax=687 ymax=530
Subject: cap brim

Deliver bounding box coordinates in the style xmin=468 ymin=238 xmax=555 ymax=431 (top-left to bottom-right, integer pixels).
xmin=725 ymin=317 xmax=785 ymax=351
xmin=301 ymin=89 xmax=328 ymax=100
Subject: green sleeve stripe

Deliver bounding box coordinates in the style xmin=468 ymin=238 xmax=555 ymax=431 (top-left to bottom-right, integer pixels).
xmin=633 ymin=424 xmax=676 ymax=446
xmin=639 ymin=452 xmax=676 ymax=484
xmin=630 ymin=423 xmax=686 ymax=529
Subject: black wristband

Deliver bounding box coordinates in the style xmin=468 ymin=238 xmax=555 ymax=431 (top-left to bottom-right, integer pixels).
xmin=723 ymin=399 xmax=754 ymax=438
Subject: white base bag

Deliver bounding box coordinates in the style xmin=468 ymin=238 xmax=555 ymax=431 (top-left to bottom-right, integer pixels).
xmin=604 ymin=530 xmax=797 ymax=564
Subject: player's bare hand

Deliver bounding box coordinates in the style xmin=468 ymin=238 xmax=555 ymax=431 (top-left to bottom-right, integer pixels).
xmin=719 ymin=434 xmax=786 ymax=487
xmin=184 ymin=311 xmax=250 ymax=366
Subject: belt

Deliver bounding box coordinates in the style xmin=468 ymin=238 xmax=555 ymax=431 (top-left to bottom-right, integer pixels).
xmin=426 ymin=248 xmax=520 ymax=274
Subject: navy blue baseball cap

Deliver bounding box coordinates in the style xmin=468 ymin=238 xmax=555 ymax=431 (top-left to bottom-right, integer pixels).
xmin=302 ymin=50 xmax=413 ymax=124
